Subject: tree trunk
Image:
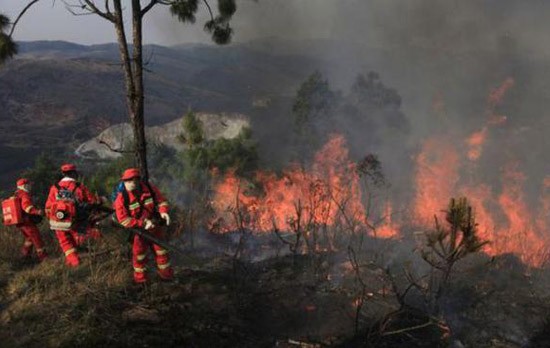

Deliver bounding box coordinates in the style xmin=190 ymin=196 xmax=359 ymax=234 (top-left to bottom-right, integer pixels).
xmin=112 ymin=0 xmax=149 ymax=181
xmin=131 ymin=0 xmax=148 ymax=181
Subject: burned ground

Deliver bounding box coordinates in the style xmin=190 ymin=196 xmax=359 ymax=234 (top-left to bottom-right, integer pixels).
xmin=1 ymin=224 xmax=550 ymax=347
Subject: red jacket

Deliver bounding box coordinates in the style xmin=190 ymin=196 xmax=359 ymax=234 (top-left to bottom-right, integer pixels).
xmin=114 ymin=182 xmax=169 ymax=229
xmin=45 ymin=178 xmax=98 ymax=218
xmin=15 ymin=188 xmax=40 ymax=224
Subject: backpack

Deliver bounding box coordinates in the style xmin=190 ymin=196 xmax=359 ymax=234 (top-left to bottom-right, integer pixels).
xmin=1 ymin=196 xmax=23 ymax=226
xmin=111 ymin=181 xmax=126 ymax=203
xmin=48 ymin=183 xmax=81 ymax=231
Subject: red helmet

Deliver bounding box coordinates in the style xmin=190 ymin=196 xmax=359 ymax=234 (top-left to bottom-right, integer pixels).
xmin=121 ymin=168 xmax=141 ymax=181
xmin=16 ymin=178 xmax=29 ymax=186
xmin=61 ymin=163 xmax=77 ymax=172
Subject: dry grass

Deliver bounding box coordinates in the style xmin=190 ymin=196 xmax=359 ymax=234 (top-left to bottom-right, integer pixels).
xmin=0 ymin=224 xmax=170 ymax=347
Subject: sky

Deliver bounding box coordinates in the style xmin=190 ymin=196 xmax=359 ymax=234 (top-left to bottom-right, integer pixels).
xmin=2 ymin=0 xmax=342 ymax=46
xmin=4 ymin=0 xmax=550 ymax=56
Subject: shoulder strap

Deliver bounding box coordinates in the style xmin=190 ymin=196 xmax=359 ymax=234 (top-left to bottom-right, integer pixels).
xmin=55 ymin=182 xmax=81 ymax=200
xmin=122 ymin=187 xmax=130 ymax=212
xmin=120 ymin=183 xmax=157 ymax=216
xmin=145 ymin=182 xmax=157 ymax=206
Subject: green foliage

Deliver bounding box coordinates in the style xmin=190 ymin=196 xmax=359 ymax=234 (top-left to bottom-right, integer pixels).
xmin=170 ymin=0 xmax=236 ymax=44
xmin=86 ymin=154 xmax=134 ymax=197
xmin=404 ymin=197 xmax=490 ymax=316
xmin=20 ymin=153 xmax=60 ymax=205
xmin=170 ymin=0 xmax=199 ymax=23
xmin=292 ymin=71 xmax=336 ymax=133
xmin=0 ymin=14 xmax=17 ymax=64
xmin=182 ymin=111 xmax=204 ymax=146
xmin=417 ymin=197 xmax=489 ymax=313
xmin=148 ymin=143 xmax=185 ymax=193
xmin=422 ymin=197 xmax=489 ymax=265
xmin=291 ymin=71 xmax=338 ymax=162
xmin=350 ymin=72 xmax=402 ymax=109
xmin=0 ymin=14 xmax=9 ymax=30
xmin=86 ymin=144 xmax=182 ymax=201
xmin=182 ymin=112 xmax=258 ymax=180
xmin=207 ymin=127 xmax=258 ymax=175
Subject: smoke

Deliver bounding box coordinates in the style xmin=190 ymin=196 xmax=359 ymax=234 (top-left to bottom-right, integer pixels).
xmin=146 ymin=0 xmax=550 ymax=246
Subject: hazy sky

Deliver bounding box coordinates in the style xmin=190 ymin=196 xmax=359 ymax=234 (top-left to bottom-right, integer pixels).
xmin=2 ymin=0 xmax=344 ymax=46
xmin=5 ymin=0 xmax=550 ymax=54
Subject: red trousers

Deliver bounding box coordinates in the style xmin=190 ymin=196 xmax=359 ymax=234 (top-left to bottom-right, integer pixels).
xmin=54 ymin=229 xmax=80 ymax=266
xmin=55 ymin=225 xmax=101 ymax=267
xmin=18 ymin=223 xmax=46 ymax=260
xmin=132 ymin=227 xmax=173 ymax=282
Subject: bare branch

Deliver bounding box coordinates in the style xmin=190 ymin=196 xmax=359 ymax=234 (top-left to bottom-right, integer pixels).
xmin=63 ymin=5 xmax=97 ymax=17
xmin=141 ymin=0 xmax=158 ymax=17
xmin=201 ymin=0 xmax=215 ymax=21
xmin=8 ymin=0 xmax=42 ymax=38
xmin=82 ymin=0 xmax=115 ymax=21
xmin=62 ymin=0 xmax=114 ymax=21
xmin=98 ymin=139 xmax=133 ymax=154
xmin=104 ymin=0 xmax=113 ymax=16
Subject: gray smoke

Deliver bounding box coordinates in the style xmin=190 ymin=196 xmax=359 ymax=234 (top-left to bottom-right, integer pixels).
xmin=146 ymin=0 xmax=550 ymax=216
xmin=230 ymin=0 xmax=550 ymax=204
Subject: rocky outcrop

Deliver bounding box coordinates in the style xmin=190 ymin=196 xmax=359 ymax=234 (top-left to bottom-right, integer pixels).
xmin=75 ymin=112 xmax=250 ymax=159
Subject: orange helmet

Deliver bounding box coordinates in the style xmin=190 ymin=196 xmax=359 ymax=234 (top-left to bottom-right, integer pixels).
xmin=61 ymin=163 xmax=77 ymax=172
xmin=121 ymin=168 xmax=141 ymax=181
xmin=16 ymin=178 xmax=29 ymax=186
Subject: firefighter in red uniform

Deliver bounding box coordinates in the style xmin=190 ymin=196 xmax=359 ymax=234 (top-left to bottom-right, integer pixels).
xmin=45 ymin=164 xmax=99 ymax=267
xmin=15 ymin=178 xmax=48 ymax=261
xmin=114 ymin=168 xmax=173 ymax=283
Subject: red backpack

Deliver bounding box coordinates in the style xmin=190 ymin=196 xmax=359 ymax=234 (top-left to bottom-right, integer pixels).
xmin=48 ymin=183 xmax=80 ymax=231
xmin=1 ymin=196 xmax=23 ymax=226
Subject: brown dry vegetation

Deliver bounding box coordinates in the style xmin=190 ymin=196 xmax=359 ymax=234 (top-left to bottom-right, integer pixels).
xmin=0 ymin=221 xmax=404 ymax=347
xmin=1 ymin=219 xmax=550 ymax=347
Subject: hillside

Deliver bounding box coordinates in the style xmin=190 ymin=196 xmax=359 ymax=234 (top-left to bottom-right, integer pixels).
xmin=0 ymin=40 xmax=321 ymax=188
xmin=2 ymin=221 xmax=550 ymax=347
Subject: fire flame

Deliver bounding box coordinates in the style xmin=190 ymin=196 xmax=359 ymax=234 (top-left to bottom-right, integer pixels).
xmin=465 ymin=127 xmax=488 ymax=161
xmin=211 ymin=77 xmax=549 ymax=267
xmin=210 ymin=135 xmax=397 ymax=239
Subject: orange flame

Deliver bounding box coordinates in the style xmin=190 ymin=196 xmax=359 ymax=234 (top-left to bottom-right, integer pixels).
xmin=376 ymin=201 xmax=400 ymax=239
xmin=488 ymin=78 xmax=515 ymax=108
xmin=493 ymin=163 xmax=547 ymax=266
xmin=412 ymin=137 xmax=460 ymax=226
xmin=412 ymin=136 xmax=550 ymax=266
xmin=210 ymin=77 xmax=550 ymax=267
xmin=465 ymin=127 xmax=488 ymax=161
xmin=211 ymin=135 xmax=391 ymax=236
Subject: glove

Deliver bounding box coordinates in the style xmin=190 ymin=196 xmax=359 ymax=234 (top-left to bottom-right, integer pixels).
xmin=143 ymin=219 xmax=155 ymax=230
xmin=160 ymin=212 xmax=170 ymax=226
xmin=36 ymin=209 xmax=43 ymax=216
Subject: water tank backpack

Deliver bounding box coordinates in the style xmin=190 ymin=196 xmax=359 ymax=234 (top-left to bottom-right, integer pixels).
xmin=49 ymin=183 xmax=81 ymax=231
xmin=1 ymin=196 xmax=23 ymax=226
xmin=111 ymin=181 xmax=126 ymax=203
